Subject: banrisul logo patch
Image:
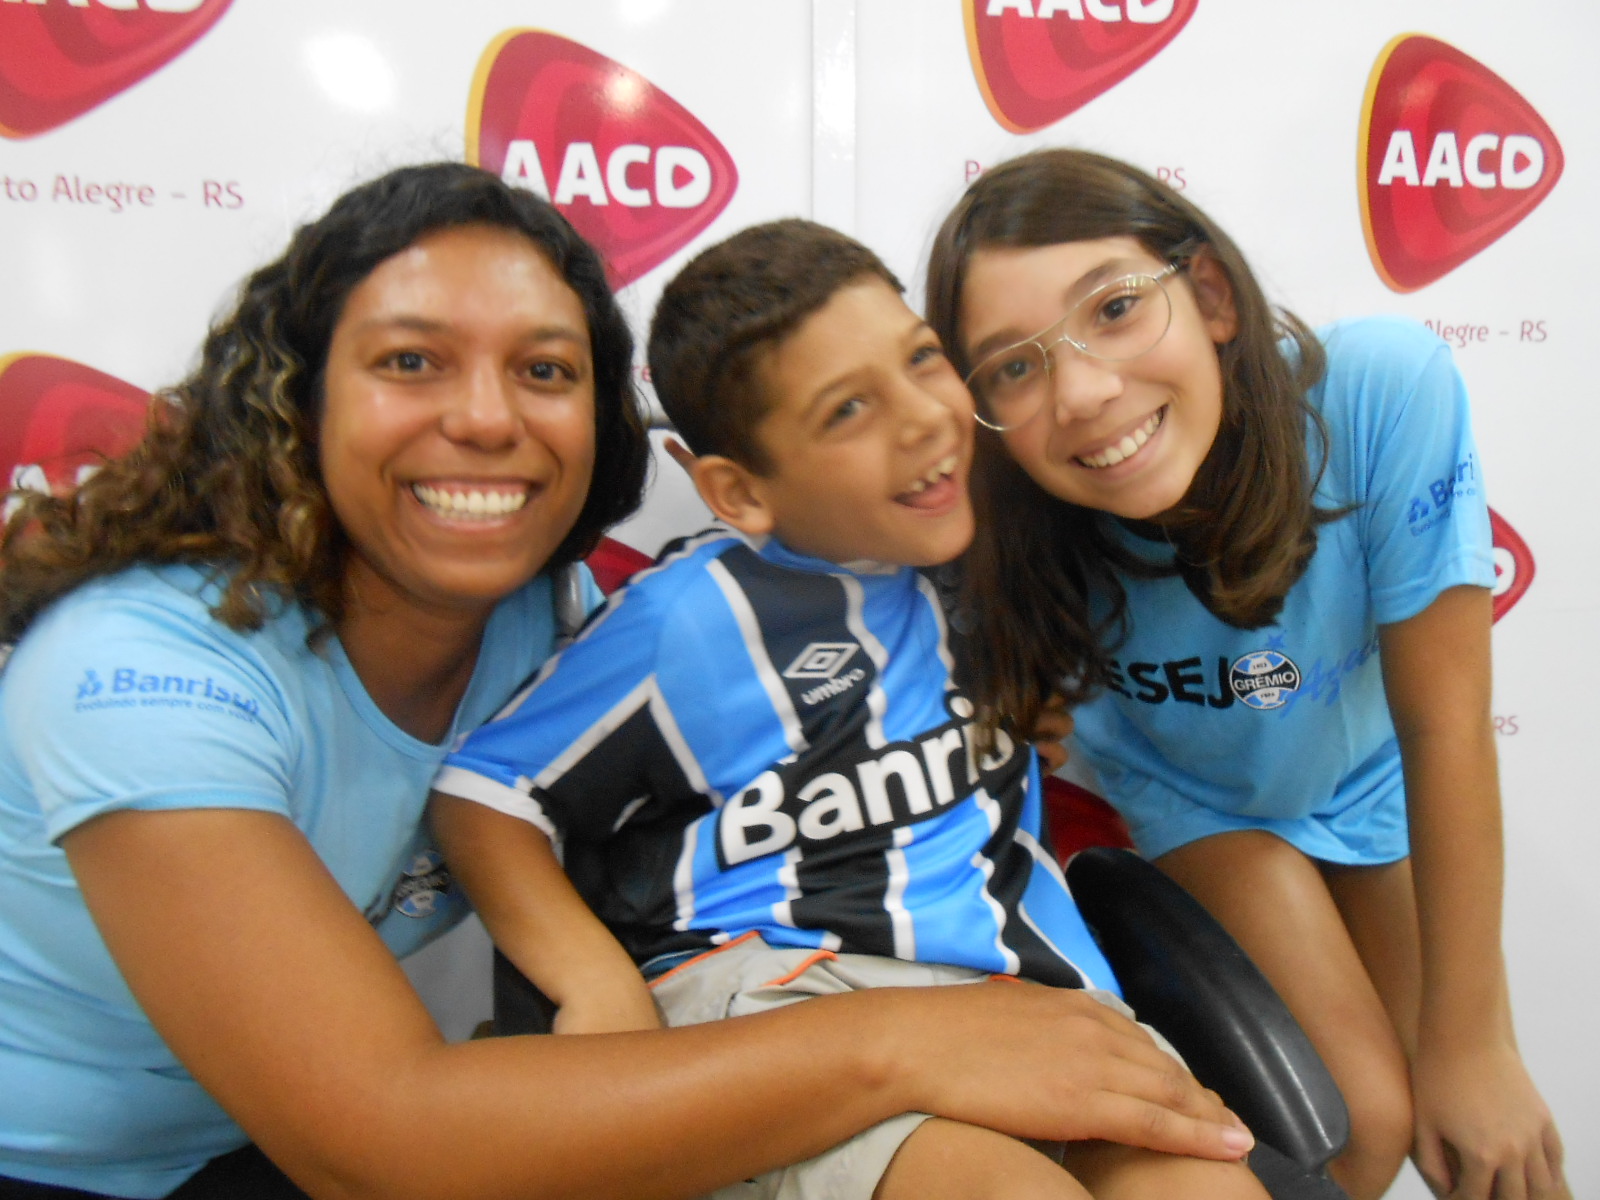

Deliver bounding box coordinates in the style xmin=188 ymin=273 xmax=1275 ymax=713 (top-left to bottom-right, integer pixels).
xmin=0 ymin=353 xmax=148 ymax=519
xmin=0 ymin=0 xmax=233 ymax=139
xmin=1489 ymin=508 xmax=1534 ymax=624
xmin=73 ymin=662 xmax=263 ymax=724
xmin=467 ymin=30 xmax=738 ymax=289
xmin=1359 ymin=34 xmax=1562 ymax=292
xmin=964 ymin=0 xmax=1197 ymax=134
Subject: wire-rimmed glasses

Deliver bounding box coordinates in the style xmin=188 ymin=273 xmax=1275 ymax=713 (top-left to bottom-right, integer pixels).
xmin=963 ymin=263 xmax=1183 ymax=432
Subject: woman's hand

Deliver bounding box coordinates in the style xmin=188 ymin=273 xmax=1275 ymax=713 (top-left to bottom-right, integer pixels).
xmin=1411 ymin=1036 xmax=1567 ymax=1199
xmin=876 ymin=981 xmax=1255 ymax=1162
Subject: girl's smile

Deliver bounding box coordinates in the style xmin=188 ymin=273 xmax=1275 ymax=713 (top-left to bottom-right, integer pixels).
xmin=959 ymin=236 xmax=1237 ymax=521
xmin=1072 ymin=406 xmax=1166 ymax=471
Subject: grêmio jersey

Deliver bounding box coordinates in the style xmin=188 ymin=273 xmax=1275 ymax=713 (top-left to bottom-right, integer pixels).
xmin=1068 ymin=317 xmax=1497 ymax=864
xmin=435 ymin=531 xmax=1116 ymax=991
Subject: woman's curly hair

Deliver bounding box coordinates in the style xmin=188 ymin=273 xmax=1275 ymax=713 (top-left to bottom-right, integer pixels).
xmin=0 ymin=162 xmax=651 ymax=646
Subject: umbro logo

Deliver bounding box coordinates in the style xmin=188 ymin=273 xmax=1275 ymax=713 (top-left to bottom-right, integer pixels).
xmin=783 ymin=643 xmax=859 ymax=681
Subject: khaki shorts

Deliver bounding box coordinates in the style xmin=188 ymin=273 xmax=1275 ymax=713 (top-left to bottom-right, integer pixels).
xmin=650 ymin=933 xmax=1180 ymax=1200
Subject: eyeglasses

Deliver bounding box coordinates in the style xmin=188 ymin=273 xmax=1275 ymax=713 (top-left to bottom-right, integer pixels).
xmin=963 ymin=263 xmax=1184 ymax=432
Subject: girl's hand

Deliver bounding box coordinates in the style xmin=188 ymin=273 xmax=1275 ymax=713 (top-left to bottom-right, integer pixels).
xmin=662 ymin=435 xmax=697 ymax=477
xmin=1411 ymin=1038 xmax=1567 ymax=1200
xmin=1029 ymin=694 xmax=1074 ymax=775
xmin=1381 ymin=589 xmax=1568 ymax=1199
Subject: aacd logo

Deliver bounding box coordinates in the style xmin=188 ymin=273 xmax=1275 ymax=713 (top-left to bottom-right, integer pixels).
xmin=1488 ymin=508 xmax=1534 ymax=624
xmin=1359 ymin=35 xmax=1562 ymax=292
xmin=0 ymin=0 xmax=232 ymax=139
xmin=467 ymin=30 xmax=738 ymax=289
xmin=964 ymin=0 xmax=1196 ymax=134
xmin=0 ymin=353 xmax=148 ymax=520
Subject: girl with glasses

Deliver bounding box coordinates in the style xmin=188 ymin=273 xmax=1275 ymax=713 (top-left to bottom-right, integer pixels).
xmin=926 ymin=148 xmax=1566 ymax=1200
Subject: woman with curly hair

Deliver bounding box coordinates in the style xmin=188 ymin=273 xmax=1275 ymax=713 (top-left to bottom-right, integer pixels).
xmin=0 ymin=162 xmax=1251 ymax=1200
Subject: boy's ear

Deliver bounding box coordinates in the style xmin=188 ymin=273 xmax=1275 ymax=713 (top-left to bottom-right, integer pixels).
xmin=1186 ymin=250 xmax=1239 ymax=345
xmin=691 ymin=454 xmax=776 ymax=537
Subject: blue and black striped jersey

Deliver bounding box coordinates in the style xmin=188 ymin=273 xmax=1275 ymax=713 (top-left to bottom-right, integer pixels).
xmin=435 ymin=529 xmax=1117 ymax=991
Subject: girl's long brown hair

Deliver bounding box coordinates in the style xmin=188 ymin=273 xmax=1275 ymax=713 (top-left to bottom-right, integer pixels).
xmin=1 ymin=163 xmax=651 ymax=647
xmin=925 ymin=149 xmax=1339 ymax=733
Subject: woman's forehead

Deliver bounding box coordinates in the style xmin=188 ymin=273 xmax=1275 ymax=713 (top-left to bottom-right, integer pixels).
xmin=337 ymin=226 xmax=586 ymax=340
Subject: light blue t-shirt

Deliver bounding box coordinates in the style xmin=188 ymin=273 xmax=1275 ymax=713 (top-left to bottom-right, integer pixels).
xmin=0 ymin=562 xmax=583 ymax=1196
xmin=1070 ymin=317 xmax=1495 ymax=864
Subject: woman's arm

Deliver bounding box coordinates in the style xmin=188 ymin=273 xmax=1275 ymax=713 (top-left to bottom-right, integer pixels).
xmin=428 ymin=790 xmax=660 ymax=1034
xmin=65 ymin=806 xmax=1253 ymax=1200
xmin=1380 ymin=584 xmax=1566 ymax=1199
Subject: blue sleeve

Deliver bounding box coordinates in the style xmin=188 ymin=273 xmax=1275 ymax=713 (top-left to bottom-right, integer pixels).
xmin=433 ymin=577 xmax=684 ymax=841
xmin=1321 ymin=318 xmax=1496 ymax=625
xmin=4 ymin=589 xmax=295 ymax=843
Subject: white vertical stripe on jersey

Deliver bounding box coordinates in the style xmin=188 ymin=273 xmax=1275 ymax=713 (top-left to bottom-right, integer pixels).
xmin=773 ymin=846 xmax=803 ymax=928
xmin=705 ymin=557 xmax=809 ymax=756
xmin=886 ymin=824 xmax=916 ymax=960
xmin=970 ymin=788 xmax=1022 ymax=975
xmin=1013 ymin=821 xmax=1072 ymax=895
xmin=838 ymin=574 xmax=890 ymax=749
xmin=914 ymin=573 xmax=958 ymax=693
xmin=529 ymin=676 xmax=721 ymax=806
xmin=672 ymin=818 xmax=701 ymax=932
xmin=485 ymin=529 xmax=728 ymax=723
xmin=1012 ymin=824 xmax=1099 ymax=988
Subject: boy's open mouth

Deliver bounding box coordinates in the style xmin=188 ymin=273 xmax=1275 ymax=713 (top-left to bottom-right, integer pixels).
xmin=1075 ymin=408 xmax=1165 ymax=470
xmin=410 ymin=481 xmax=533 ymax=520
xmin=895 ymin=454 xmax=960 ymax=509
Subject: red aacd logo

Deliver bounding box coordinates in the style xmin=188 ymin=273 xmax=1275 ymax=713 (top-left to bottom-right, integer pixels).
xmin=0 ymin=0 xmax=232 ymax=139
xmin=1359 ymin=35 xmax=1562 ymax=292
xmin=964 ymin=0 xmax=1197 ymax=134
xmin=467 ymin=30 xmax=738 ymax=289
xmin=1488 ymin=508 xmax=1534 ymax=624
xmin=0 ymin=353 xmax=149 ymax=520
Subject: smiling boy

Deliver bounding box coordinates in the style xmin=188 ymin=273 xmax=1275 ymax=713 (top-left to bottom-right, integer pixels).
xmin=429 ymin=221 xmax=1264 ymax=1200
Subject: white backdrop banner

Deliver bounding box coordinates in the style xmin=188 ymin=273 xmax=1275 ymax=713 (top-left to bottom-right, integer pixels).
xmin=1 ymin=5 xmax=1592 ymax=1196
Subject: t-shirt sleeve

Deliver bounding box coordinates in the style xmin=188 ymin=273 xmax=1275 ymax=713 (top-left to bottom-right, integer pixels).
xmin=1329 ymin=319 xmax=1496 ymax=625
xmin=432 ymin=581 xmax=689 ymax=842
xmin=6 ymin=592 xmax=295 ymax=844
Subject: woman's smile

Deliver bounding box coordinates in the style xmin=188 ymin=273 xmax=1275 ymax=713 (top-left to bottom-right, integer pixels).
xmin=409 ymin=479 xmax=535 ymax=522
xmin=319 ymin=224 xmax=597 ymax=616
